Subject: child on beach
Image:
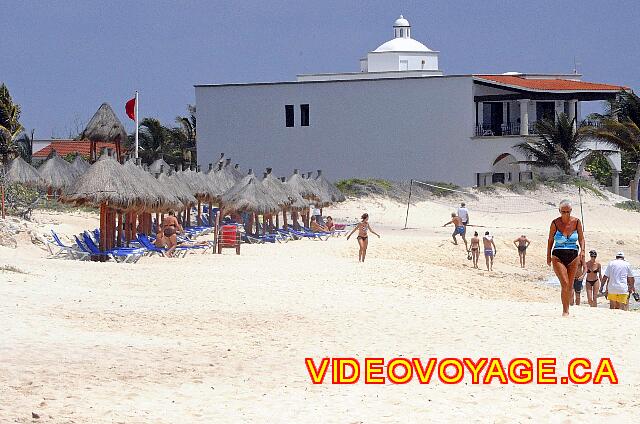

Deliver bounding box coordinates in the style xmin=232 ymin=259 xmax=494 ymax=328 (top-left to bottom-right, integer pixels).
xmin=347 ymin=213 xmax=380 ymax=262
xmin=443 ymin=212 xmax=469 ymax=251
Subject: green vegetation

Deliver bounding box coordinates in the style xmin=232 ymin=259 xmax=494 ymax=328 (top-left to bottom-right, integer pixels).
xmin=0 ymin=83 xmax=25 ymax=164
xmin=475 ymin=185 xmax=497 ymax=193
xmin=124 ymin=104 xmax=197 ymax=167
xmin=335 ymin=178 xmax=393 ymax=196
xmin=615 ymin=200 xmax=640 ymax=212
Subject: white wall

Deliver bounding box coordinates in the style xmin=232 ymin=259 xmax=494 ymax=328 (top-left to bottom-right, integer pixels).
xmin=196 ymin=77 xmax=541 ymax=186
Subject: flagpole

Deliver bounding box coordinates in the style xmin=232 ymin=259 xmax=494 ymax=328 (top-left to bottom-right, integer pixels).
xmin=134 ymin=91 xmax=139 ymax=159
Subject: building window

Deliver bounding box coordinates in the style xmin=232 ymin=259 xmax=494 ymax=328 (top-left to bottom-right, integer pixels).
xmin=285 ymin=105 xmax=294 ymax=127
xmin=300 ymin=104 xmax=309 ymax=127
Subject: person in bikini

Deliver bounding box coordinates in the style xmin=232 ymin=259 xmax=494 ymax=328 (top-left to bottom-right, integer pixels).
xmin=346 ymin=213 xmax=380 ymax=262
xmin=470 ymin=231 xmax=481 ymax=269
xmin=443 ymin=212 xmax=469 ymax=251
xmin=162 ymin=211 xmax=184 ymax=257
xmin=513 ymin=235 xmax=531 ymax=268
xmin=584 ymin=250 xmax=602 ymax=307
xmin=546 ymin=200 xmax=585 ymax=316
xmin=483 ymin=231 xmax=496 ymax=271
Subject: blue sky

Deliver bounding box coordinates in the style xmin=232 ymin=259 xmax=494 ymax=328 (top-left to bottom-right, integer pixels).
xmin=1 ymin=0 xmax=638 ymax=138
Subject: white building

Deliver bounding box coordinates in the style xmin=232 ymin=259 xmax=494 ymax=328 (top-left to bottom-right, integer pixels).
xmin=196 ymin=16 xmax=626 ymax=189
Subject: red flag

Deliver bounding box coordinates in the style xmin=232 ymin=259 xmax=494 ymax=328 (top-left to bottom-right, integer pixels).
xmin=125 ymin=97 xmax=136 ymax=121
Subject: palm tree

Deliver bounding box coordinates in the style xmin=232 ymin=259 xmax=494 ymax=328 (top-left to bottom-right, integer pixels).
xmin=515 ymin=113 xmax=592 ymax=175
xmin=586 ymin=90 xmax=640 ymax=200
xmin=0 ymin=83 xmax=25 ymax=164
xmin=174 ymin=104 xmax=196 ymax=164
xmin=134 ymin=118 xmax=179 ymax=164
xmin=14 ymin=130 xmax=34 ymax=163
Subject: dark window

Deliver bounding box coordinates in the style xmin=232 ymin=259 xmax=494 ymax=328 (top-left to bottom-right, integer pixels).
xmin=300 ymin=104 xmax=310 ymax=127
xmin=285 ymin=105 xmax=294 ymax=127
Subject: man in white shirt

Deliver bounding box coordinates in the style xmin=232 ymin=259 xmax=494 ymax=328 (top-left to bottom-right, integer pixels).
xmin=601 ymin=252 xmax=635 ymax=310
xmin=457 ymin=202 xmax=469 ymax=227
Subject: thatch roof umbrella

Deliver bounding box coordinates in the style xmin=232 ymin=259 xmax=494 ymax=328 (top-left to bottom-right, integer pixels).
xmin=222 ymin=170 xmax=281 ymax=234
xmin=124 ymin=160 xmax=181 ymax=211
xmin=261 ymin=169 xmax=291 ymax=208
xmin=231 ymin=163 xmax=244 ymax=181
xmin=4 ymin=156 xmax=44 ymax=188
xmin=315 ymin=169 xmax=346 ymax=203
xmin=304 ymin=172 xmax=332 ymax=206
xmin=149 ymin=157 xmax=170 ymax=174
xmin=38 ymin=152 xmax=78 ymax=193
xmin=279 ymin=177 xmax=308 ymax=209
xmin=62 ymin=153 xmax=151 ymax=253
xmin=63 ymin=153 xmax=151 ymax=210
xmin=286 ymin=169 xmax=319 ymax=200
xmin=71 ymin=155 xmax=90 ymax=174
xmin=158 ymin=171 xmax=196 ymax=208
xmin=79 ymin=103 xmax=127 ymax=162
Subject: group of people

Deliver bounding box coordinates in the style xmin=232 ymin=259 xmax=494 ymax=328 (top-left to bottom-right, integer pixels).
xmin=438 ymin=199 xmax=638 ymax=315
xmin=442 ymin=202 xmax=504 ymax=271
xmin=547 ymin=199 xmax=638 ymax=315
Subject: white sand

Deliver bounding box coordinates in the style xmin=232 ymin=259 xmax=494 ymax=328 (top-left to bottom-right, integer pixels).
xmin=1 ymin=187 xmax=640 ymax=423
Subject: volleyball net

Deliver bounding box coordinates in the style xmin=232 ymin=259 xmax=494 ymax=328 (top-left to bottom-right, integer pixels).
xmin=404 ymin=179 xmax=585 ymax=229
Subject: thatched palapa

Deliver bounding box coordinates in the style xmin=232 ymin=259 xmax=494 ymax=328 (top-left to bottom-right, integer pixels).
xmin=149 ymin=157 xmax=170 ymax=174
xmin=221 ymin=170 xmax=280 ymax=214
xmin=286 ymin=169 xmax=319 ymax=200
xmin=315 ymin=169 xmax=346 ymax=203
xmin=261 ymin=169 xmax=292 ymax=208
xmin=71 ymin=155 xmax=90 ymax=174
xmin=38 ymin=152 xmax=78 ymax=191
xmin=79 ymin=103 xmax=127 ymax=162
xmin=62 ymin=154 xmax=151 ymax=210
xmin=4 ymin=157 xmax=44 ymax=188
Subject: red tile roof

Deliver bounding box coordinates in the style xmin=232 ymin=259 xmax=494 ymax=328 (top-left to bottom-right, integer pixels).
xmin=475 ymin=75 xmax=625 ymax=92
xmin=33 ymin=140 xmax=115 ymax=158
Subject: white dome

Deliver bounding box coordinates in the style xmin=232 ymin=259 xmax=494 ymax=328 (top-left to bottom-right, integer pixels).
xmin=373 ymin=37 xmax=432 ymax=53
xmin=394 ymin=15 xmax=410 ymax=27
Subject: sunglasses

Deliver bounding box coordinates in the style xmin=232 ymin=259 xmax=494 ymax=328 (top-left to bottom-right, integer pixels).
xmin=560 ymin=210 xmax=571 ymax=214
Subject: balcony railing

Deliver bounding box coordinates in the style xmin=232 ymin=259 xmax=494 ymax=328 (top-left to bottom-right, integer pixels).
xmin=474 ymin=122 xmax=521 ymax=137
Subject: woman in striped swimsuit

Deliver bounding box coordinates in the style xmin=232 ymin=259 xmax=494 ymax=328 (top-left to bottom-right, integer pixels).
xmin=347 ymin=213 xmax=380 ymax=262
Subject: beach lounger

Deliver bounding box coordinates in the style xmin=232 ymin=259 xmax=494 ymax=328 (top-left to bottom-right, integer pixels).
xmin=284 ymin=228 xmax=329 ymax=241
xmin=137 ymin=234 xmax=210 ymax=257
xmin=79 ymin=233 xmax=145 ymax=263
xmin=47 ymin=230 xmax=90 ymax=260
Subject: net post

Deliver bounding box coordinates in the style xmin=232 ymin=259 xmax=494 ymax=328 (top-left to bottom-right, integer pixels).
xmin=404 ymin=179 xmax=413 ymax=229
xmin=578 ymin=185 xmax=584 ymax=231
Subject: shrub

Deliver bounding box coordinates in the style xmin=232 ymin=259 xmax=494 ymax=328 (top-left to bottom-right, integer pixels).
xmin=615 ymin=200 xmax=640 ymax=212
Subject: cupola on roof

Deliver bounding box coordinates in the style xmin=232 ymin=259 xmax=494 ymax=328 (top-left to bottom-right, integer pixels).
xmin=373 ymin=15 xmax=434 ymax=53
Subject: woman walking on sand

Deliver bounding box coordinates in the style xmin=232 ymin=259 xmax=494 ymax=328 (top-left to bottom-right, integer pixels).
xmin=547 ymin=200 xmax=585 ymax=316
xmin=585 ymin=250 xmax=602 ymax=307
xmin=347 ymin=213 xmax=380 ymax=262
xmin=470 ymin=231 xmax=480 ymax=269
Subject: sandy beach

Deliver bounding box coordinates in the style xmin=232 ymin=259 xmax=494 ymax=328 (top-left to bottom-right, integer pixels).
xmin=2 ymin=186 xmax=640 ymax=423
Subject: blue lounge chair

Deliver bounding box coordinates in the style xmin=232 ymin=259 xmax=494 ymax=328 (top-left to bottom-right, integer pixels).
xmin=79 ymin=233 xmax=145 ymax=263
xmin=136 ymin=233 xmax=210 ymax=257
xmin=47 ymin=230 xmax=90 ymax=260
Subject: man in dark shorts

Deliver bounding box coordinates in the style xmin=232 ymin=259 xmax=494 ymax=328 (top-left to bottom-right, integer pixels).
xmin=512 ymin=234 xmax=531 ymax=268
xmin=571 ymin=255 xmax=586 ymax=306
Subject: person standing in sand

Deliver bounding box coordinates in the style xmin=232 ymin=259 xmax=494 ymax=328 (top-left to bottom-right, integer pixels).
xmin=470 ymin=231 xmax=480 ymax=269
xmin=570 ymin=255 xmax=586 ymax=306
xmin=584 ymin=250 xmax=602 ymax=307
xmin=601 ymin=251 xmax=635 ymax=311
xmin=162 ymin=211 xmax=183 ymax=257
xmin=457 ymin=202 xmax=469 ymax=227
xmin=483 ymin=231 xmax=496 ymax=271
xmin=443 ymin=212 xmax=468 ymax=251
xmin=347 ymin=213 xmax=380 ymax=262
xmin=546 ymin=200 xmax=585 ymax=317
xmin=513 ymin=235 xmax=530 ymax=268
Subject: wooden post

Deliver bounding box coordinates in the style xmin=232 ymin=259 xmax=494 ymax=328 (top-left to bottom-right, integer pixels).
xmin=213 ymin=210 xmax=220 ymax=254
xmin=283 ymin=209 xmax=288 ymax=229
xmin=197 ymin=200 xmax=202 ymax=226
xmin=209 ymin=202 xmax=214 ymax=227
xmin=99 ymin=203 xmax=107 ymax=253
xmin=117 ymin=211 xmax=123 ymax=247
xmin=275 ymin=212 xmax=280 ymax=230
xmin=1 ymin=184 xmax=5 ymax=219
xmin=246 ymin=213 xmax=254 ymax=235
